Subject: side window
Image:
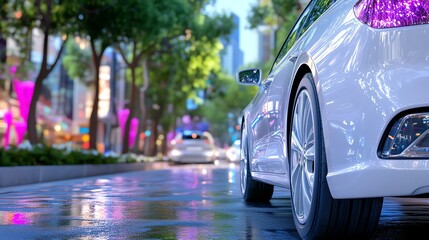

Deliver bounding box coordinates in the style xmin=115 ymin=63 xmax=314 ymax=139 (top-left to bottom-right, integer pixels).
xmin=300 ymin=0 xmax=333 ymax=36
xmin=271 ymin=4 xmax=313 ymax=70
xmin=270 ymin=0 xmax=335 ymax=72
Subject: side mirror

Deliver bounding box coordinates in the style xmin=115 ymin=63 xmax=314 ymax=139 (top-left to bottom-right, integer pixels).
xmin=236 ymin=68 xmax=262 ymax=86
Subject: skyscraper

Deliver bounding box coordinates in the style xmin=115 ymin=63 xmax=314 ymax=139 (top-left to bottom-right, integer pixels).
xmin=220 ymin=13 xmax=244 ymax=76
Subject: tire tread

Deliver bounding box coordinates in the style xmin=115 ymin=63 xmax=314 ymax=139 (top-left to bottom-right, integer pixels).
xmin=291 ymin=73 xmax=383 ymax=239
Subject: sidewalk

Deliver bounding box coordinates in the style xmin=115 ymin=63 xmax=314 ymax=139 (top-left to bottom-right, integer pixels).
xmin=0 ymin=161 xmax=169 ymax=188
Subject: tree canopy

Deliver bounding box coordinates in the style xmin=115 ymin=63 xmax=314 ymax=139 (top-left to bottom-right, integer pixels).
xmin=248 ymin=0 xmax=302 ymax=54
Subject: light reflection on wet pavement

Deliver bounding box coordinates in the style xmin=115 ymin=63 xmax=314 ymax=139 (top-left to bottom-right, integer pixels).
xmin=0 ymin=162 xmax=299 ymax=239
xmin=373 ymin=196 xmax=429 ymax=239
xmin=1 ymin=162 xmax=429 ymax=239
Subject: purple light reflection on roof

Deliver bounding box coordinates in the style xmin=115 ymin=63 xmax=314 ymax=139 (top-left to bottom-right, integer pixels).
xmin=354 ymin=0 xmax=429 ymax=28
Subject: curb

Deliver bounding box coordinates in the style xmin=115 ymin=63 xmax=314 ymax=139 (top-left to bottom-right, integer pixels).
xmin=0 ymin=162 xmax=169 ymax=188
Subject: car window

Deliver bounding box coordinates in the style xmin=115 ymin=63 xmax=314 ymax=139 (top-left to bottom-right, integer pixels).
xmin=182 ymin=134 xmax=206 ymax=140
xmin=271 ymin=0 xmax=336 ymax=72
xmin=271 ymin=3 xmax=313 ymax=70
xmin=300 ymin=0 xmax=334 ymax=35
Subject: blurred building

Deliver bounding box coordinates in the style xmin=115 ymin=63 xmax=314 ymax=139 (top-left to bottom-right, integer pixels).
xmin=0 ymin=29 xmax=126 ymax=151
xmin=220 ymin=13 xmax=244 ymax=76
xmin=257 ymin=25 xmax=277 ymax=63
xmin=257 ymin=0 xmax=310 ymax=63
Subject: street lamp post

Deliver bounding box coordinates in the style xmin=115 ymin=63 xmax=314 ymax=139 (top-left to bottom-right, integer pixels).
xmin=104 ymin=49 xmax=117 ymax=153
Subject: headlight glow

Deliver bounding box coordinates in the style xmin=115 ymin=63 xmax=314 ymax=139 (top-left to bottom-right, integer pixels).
xmin=171 ymin=149 xmax=181 ymax=157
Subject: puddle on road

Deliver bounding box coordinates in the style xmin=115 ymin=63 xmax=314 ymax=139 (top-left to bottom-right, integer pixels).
xmin=0 ymin=164 xmax=301 ymax=239
xmin=0 ymin=211 xmax=36 ymax=225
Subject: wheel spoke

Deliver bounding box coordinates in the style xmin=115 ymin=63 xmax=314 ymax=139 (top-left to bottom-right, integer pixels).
xmin=304 ymin=145 xmax=315 ymax=162
xmin=301 ymin=98 xmax=311 ymax=141
xmin=240 ymin=159 xmax=247 ymax=195
xmin=290 ymin=89 xmax=317 ymax=225
xmin=302 ymin=172 xmax=311 ymax=219
xmin=291 ymin=159 xmax=300 ymax=192
xmin=305 ymin=134 xmax=315 ymax=150
xmin=293 ymin=111 xmax=302 ymax=144
xmin=291 ymin=131 xmax=303 ymax=153
xmin=291 ymin=151 xmax=301 ymax=214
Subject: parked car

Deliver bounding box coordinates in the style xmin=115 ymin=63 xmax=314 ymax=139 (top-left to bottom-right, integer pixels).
xmin=226 ymin=140 xmax=241 ymax=162
xmin=168 ymin=131 xmax=217 ymax=163
xmin=237 ymin=0 xmax=429 ymax=239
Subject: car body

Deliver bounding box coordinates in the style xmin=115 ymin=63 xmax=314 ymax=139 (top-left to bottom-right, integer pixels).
xmin=226 ymin=140 xmax=241 ymax=162
xmin=237 ymin=0 xmax=429 ymax=238
xmin=168 ymin=131 xmax=217 ymax=163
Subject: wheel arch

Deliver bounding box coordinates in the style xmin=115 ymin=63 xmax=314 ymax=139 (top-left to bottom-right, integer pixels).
xmin=240 ymin=115 xmax=250 ymax=172
xmin=286 ymin=61 xmax=315 ymax=159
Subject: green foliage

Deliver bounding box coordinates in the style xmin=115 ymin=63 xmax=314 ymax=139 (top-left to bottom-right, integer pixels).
xmin=248 ymin=3 xmax=276 ymax=29
xmin=2 ymin=0 xmax=75 ymax=61
xmin=117 ymin=0 xmax=234 ymax=146
xmin=0 ymin=145 xmax=121 ymax=166
xmin=62 ymin=39 xmax=93 ymax=82
xmin=199 ymin=73 xmax=258 ymax=144
xmin=66 ymin=0 xmax=120 ymax=43
xmin=191 ymin=13 xmax=234 ymax=42
xmin=248 ymin=0 xmax=301 ymax=56
xmin=116 ymin=0 xmax=193 ymax=53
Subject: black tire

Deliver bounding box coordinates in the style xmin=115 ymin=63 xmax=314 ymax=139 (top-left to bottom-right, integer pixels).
xmin=240 ymin=122 xmax=274 ymax=202
xmin=289 ymin=73 xmax=383 ymax=239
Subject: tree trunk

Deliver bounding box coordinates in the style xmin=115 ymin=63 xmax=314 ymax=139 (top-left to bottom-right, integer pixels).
xmin=121 ymin=66 xmax=137 ymax=154
xmin=27 ymin=8 xmax=67 ymax=144
xmin=132 ymin=88 xmax=145 ymax=153
xmin=88 ymin=40 xmax=106 ymax=150
xmin=149 ymin=119 xmax=157 ymax=156
xmin=27 ymin=68 xmax=46 ymax=144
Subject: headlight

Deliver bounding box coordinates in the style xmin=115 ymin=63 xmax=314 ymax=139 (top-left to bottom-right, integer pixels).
xmin=171 ymin=149 xmax=181 ymax=157
xmin=380 ymin=112 xmax=429 ymax=158
xmin=204 ymin=151 xmax=214 ymax=157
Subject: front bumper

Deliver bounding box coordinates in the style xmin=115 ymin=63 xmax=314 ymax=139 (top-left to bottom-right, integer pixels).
xmin=168 ymin=150 xmax=217 ymax=163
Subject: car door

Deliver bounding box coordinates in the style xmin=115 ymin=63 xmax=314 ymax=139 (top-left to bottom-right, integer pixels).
xmin=264 ymin=2 xmax=314 ymax=174
xmin=265 ymin=0 xmax=336 ymax=174
xmin=247 ymin=78 xmax=271 ymax=172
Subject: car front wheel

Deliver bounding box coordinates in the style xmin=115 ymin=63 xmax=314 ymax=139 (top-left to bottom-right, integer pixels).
xmin=240 ymin=122 xmax=273 ymax=202
xmin=289 ymin=73 xmax=383 ymax=239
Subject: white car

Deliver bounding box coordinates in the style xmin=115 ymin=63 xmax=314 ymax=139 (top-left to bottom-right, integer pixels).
xmin=168 ymin=131 xmax=217 ymax=163
xmin=237 ymin=0 xmax=429 ymax=238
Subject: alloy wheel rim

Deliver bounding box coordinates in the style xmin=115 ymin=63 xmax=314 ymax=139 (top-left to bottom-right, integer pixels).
xmin=291 ymin=89 xmax=316 ymax=224
xmin=240 ymin=157 xmax=247 ymax=196
xmin=240 ymin=129 xmax=247 ymax=195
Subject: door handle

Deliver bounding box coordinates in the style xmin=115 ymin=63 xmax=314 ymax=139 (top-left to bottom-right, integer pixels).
xmin=288 ymin=54 xmax=298 ymax=62
xmin=262 ymin=77 xmax=274 ymax=90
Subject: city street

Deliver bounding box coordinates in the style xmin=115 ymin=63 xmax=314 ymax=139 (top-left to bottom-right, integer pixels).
xmin=0 ymin=161 xmax=428 ymax=239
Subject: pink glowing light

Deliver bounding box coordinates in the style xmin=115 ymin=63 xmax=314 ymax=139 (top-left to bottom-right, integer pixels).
xmin=118 ymin=109 xmax=140 ymax=147
xmin=14 ymin=120 xmax=27 ymax=145
xmin=9 ymin=66 xmax=17 ymax=76
xmin=13 ymin=80 xmax=34 ymax=123
xmin=118 ymin=109 xmax=130 ymax=138
xmin=129 ymin=118 xmax=139 ymax=147
xmin=6 ymin=213 xmax=31 ymax=225
xmin=3 ymin=111 xmax=13 ymax=147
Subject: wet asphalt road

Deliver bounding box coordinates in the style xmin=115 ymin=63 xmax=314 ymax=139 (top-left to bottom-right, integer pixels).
xmin=0 ymin=161 xmax=428 ymax=239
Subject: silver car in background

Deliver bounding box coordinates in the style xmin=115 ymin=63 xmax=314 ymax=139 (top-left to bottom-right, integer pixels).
xmin=168 ymin=131 xmax=217 ymax=163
